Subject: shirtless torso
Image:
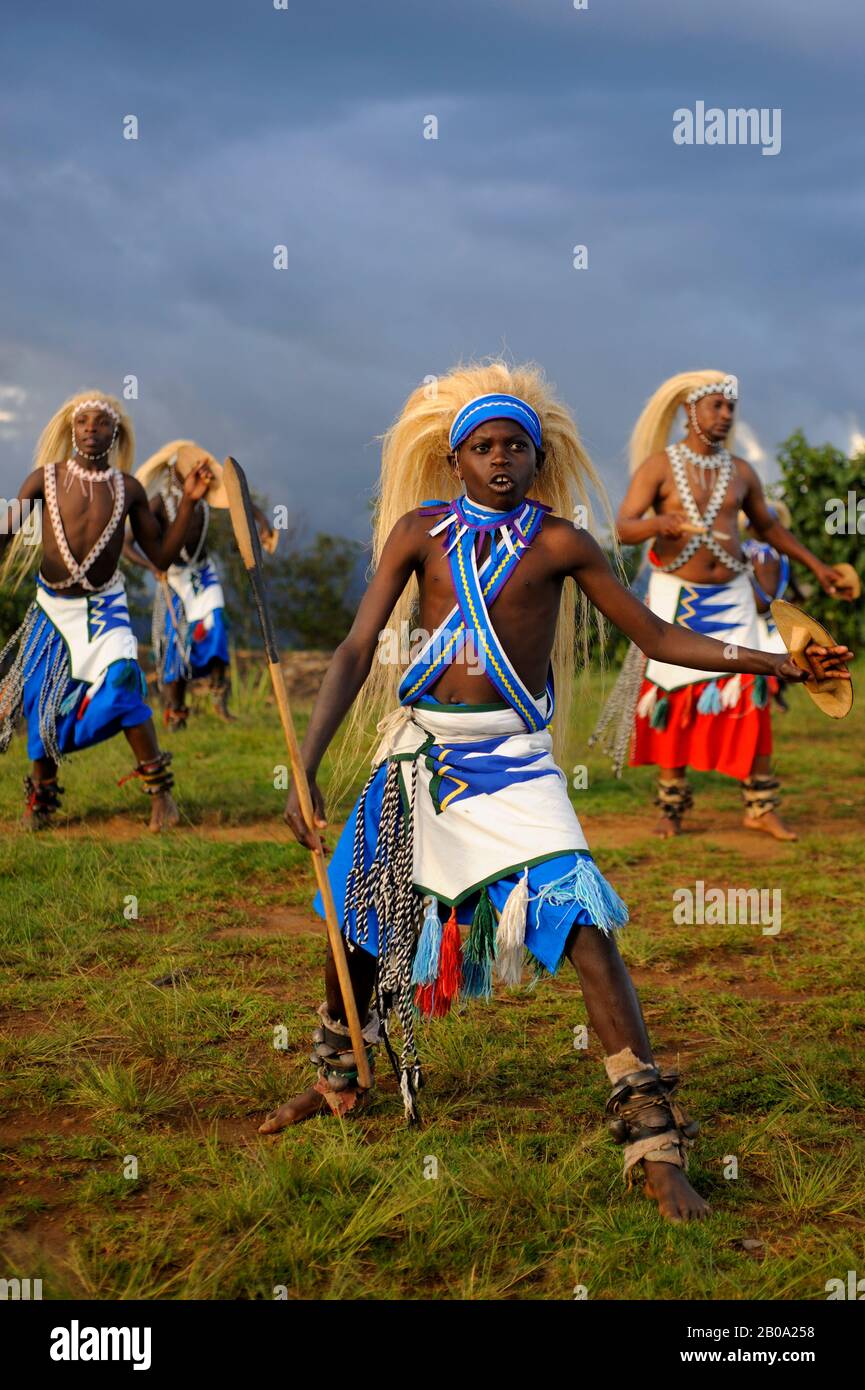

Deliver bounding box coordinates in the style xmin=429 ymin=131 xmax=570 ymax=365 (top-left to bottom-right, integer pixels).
xmin=617 ymin=433 xmax=843 ymax=595
xmin=16 ymin=461 xmax=207 ymax=597
xmin=625 ymin=448 xmax=753 ymax=583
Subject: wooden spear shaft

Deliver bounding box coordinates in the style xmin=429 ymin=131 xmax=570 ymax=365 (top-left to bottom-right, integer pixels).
xmin=222 ymin=457 xmax=373 ymax=1090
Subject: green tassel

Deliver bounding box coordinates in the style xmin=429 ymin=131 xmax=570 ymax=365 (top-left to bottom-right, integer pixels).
xmin=461 ymin=886 xmax=496 ymax=999
xmin=752 ymin=675 xmax=768 ymax=709
xmin=649 ymin=694 xmax=670 ymax=731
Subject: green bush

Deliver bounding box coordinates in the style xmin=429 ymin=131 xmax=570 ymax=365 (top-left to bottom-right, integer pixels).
xmin=775 ymin=430 xmax=865 ymax=651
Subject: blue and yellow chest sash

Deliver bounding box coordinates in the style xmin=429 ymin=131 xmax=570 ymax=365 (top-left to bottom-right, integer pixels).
xmin=398 ymin=494 xmax=554 ymax=731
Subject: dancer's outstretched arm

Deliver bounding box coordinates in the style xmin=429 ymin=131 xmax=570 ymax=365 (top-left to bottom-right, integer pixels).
xmin=127 ymin=465 xmax=211 ymax=570
xmin=565 ymin=524 xmax=853 ymax=682
xmin=739 ymin=461 xmax=850 ymax=595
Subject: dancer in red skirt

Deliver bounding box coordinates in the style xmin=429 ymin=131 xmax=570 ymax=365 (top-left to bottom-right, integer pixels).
xmin=591 ymin=371 xmax=854 ymax=839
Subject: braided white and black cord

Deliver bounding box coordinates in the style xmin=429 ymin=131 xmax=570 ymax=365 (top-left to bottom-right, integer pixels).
xmin=151 ymin=581 xmax=190 ymax=686
xmin=345 ymin=755 xmax=423 ymax=1122
xmin=344 ymin=764 xmax=379 ymax=945
xmin=589 ymin=640 xmax=648 ymax=777
xmin=378 ymin=759 xmax=422 ymax=1116
xmin=0 ymin=605 xmax=38 ymax=753
xmin=0 ymin=604 xmax=72 ymax=763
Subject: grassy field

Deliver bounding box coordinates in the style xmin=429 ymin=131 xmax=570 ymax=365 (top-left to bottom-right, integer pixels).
xmin=1 ymin=666 xmax=864 ymax=1301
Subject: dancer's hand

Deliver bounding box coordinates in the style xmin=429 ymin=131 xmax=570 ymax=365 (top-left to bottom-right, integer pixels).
xmin=183 ymin=461 xmax=213 ymax=502
xmin=776 ymin=643 xmax=854 ymax=683
xmin=815 ymin=563 xmax=853 ymax=599
xmin=656 ymin=512 xmax=688 ymax=539
xmin=284 ymin=776 xmax=328 ymax=851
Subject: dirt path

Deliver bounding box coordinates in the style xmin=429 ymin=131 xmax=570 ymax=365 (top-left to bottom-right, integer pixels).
xmin=211 ymin=906 xmax=323 ymax=938
xmin=4 ymin=809 xmax=857 ymax=854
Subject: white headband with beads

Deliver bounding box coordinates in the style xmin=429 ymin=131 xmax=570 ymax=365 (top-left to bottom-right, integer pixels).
xmin=72 ymin=398 xmax=121 ymax=423
xmin=685 ymin=375 xmax=738 ymax=405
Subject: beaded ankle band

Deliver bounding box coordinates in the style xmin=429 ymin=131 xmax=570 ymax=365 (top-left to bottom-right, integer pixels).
xmin=118 ymin=751 xmax=175 ymax=795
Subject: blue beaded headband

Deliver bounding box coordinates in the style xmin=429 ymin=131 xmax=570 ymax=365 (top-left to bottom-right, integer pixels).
xmin=449 ymin=393 xmax=542 ymax=451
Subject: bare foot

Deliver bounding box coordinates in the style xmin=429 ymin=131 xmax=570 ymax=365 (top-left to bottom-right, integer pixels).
xmin=653 ymin=815 xmax=682 ymax=838
xmin=149 ymin=790 xmax=180 ymax=833
xmin=643 ymin=1160 xmax=710 ymax=1222
xmin=258 ymin=1087 xmax=330 ymax=1132
xmin=743 ymin=811 xmax=797 ymax=842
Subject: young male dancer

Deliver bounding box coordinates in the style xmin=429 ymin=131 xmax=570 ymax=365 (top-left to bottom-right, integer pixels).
xmin=124 ymin=441 xmax=274 ymax=727
xmin=0 ymin=394 xmax=212 ymax=830
xmin=268 ymin=364 xmax=850 ymax=1223
xmin=592 ymin=372 xmax=853 ymax=839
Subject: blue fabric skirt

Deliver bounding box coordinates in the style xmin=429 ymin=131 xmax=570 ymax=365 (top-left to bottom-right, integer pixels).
xmin=22 ymin=619 xmax=151 ymax=760
xmin=314 ymin=759 xmax=628 ymax=976
xmin=162 ymin=601 xmax=229 ymax=682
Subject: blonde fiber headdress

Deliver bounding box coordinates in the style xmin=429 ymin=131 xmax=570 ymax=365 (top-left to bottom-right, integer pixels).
xmin=136 ymin=439 xmax=228 ymax=508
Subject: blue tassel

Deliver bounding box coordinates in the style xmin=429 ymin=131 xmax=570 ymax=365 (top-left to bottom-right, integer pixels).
xmin=649 ymin=694 xmax=670 ymax=730
xmin=532 ymin=858 xmax=629 ymax=936
xmin=411 ymin=897 xmax=442 ymax=986
xmin=697 ymin=680 xmax=722 ymax=715
xmin=58 ymin=682 xmax=85 ymax=716
xmin=752 ymin=675 xmax=768 ymax=709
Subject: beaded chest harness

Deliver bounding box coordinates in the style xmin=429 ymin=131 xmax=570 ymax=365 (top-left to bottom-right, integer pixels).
xmin=658 ymin=444 xmax=750 ymax=576
xmin=398 ymin=494 xmax=553 ymax=732
xmin=41 ymin=462 xmax=126 ymax=593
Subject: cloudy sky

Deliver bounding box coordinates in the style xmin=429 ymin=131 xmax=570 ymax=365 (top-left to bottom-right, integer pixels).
xmin=1 ymin=0 xmax=863 ymax=538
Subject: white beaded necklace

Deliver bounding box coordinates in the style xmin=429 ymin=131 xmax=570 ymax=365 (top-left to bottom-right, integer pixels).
xmin=63 ymin=457 xmax=117 ymax=503
xmin=42 ymin=462 xmax=126 ymax=592
xmin=677 ymin=439 xmax=726 ymax=490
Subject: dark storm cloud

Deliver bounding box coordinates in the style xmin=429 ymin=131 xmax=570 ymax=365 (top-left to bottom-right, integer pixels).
xmin=1 ymin=0 xmax=863 ymax=536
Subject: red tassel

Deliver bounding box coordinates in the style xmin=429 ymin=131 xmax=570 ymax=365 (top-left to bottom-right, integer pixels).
xmin=414 ymin=906 xmax=462 ymax=1017
xmin=679 ymin=685 xmax=694 ymax=729
xmin=438 ymin=906 xmax=462 ymax=1003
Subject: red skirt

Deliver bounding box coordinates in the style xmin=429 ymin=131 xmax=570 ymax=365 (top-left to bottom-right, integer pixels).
xmin=630 ymin=674 xmax=774 ymax=780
